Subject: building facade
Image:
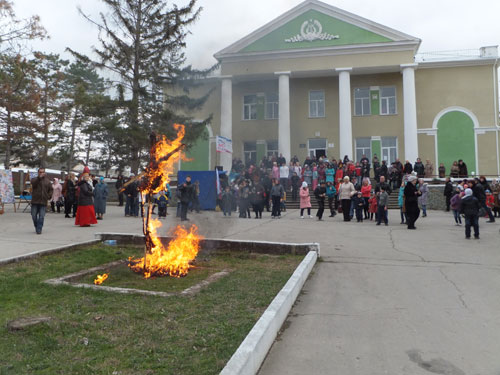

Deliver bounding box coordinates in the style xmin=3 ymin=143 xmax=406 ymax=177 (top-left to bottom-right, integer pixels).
xmin=180 ymin=0 xmax=500 ymax=177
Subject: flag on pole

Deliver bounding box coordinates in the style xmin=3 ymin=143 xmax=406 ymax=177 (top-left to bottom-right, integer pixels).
xmin=216 ymin=136 xmax=232 ymax=154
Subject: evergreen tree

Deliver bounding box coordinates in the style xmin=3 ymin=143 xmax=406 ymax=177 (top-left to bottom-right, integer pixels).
xmin=73 ymin=0 xmax=215 ymax=174
xmin=0 ymin=53 xmax=40 ymax=169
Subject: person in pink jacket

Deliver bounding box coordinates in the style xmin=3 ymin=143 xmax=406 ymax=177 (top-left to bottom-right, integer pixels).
xmin=272 ymin=162 xmax=280 ymax=180
xmin=299 ymin=181 xmax=312 ymax=218
xmin=50 ymin=178 xmax=63 ymax=213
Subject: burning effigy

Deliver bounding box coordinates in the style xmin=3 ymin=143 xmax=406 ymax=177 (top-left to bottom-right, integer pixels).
xmin=126 ymin=124 xmax=203 ymax=278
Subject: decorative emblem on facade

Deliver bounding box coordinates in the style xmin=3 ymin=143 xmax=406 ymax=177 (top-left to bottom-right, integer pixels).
xmin=285 ymin=19 xmax=340 ymax=43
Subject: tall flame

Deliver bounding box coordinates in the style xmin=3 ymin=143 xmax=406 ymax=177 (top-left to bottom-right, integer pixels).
xmin=129 ymin=224 xmax=202 ymax=278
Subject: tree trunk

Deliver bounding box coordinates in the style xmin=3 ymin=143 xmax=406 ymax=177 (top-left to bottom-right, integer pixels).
xmin=67 ymin=107 xmax=78 ymax=172
xmin=85 ymin=133 xmax=92 ymax=166
xmin=4 ymin=110 xmax=12 ymax=169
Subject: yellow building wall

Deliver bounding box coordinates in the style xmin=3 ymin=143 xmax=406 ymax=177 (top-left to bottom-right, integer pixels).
xmin=415 ymin=65 xmax=497 ymax=128
xmin=417 ymin=133 xmax=436 ymax=166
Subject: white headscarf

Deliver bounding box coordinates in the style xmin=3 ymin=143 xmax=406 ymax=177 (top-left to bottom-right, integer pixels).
xmin=463 ymin=188 xmax=473 ymax=198
xmin=301 ymin=181 xmax=308 ymax=188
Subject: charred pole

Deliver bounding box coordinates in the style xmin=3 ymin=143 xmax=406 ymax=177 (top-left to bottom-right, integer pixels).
xmin=140 ymin=131 xmax=185 ymax=274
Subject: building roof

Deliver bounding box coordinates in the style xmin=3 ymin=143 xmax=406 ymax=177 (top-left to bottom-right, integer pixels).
xmin=215 ymin=0 xmax=421 ymax=61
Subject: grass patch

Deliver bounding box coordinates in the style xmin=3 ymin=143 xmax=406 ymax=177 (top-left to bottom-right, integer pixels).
xmin=0 ymin=244 xmax=303 ymax=375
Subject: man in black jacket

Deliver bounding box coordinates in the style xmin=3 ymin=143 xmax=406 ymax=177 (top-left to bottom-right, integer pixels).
xmin=314 ymin=181 xmax=327 ymax=221
xmin=460 ymin=188 xmax=480 ymax=239
xmin=443 ymin=177 xmax=454 ymax=211
xmin=414 ymin=158 xmax=425 ymax=178
xmin=178 ymin=176 xmax=194 ymax=221
xmin=375 ymin=175 xmax=392 ymax=195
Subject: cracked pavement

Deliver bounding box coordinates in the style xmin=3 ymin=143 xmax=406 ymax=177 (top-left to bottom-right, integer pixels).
xmin=1 ymin=205 xmax=500 ymax=374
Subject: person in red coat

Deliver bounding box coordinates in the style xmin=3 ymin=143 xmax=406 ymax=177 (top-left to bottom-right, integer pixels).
xmin=75 ymin=173 xmax=98 ymax=227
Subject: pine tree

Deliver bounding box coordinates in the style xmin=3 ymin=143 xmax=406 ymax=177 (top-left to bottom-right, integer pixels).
xmin=0 ymin=53 xmax=40 ymax=169
xmin=73 ymin=0 xmax=215 ymax=174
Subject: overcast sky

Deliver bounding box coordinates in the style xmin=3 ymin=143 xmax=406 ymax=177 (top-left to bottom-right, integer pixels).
xmin=13 ymin=0 xmax=500 ymax=69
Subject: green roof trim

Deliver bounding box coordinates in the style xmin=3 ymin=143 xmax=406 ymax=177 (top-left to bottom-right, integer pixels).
xmin=240 ymin=9 xmax=393 ymax=53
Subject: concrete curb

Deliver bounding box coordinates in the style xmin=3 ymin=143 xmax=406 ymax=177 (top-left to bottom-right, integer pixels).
xmin=95 ymin=232 xmax=320 ymax=257
xmin=220 ymin=249 xmax=318 ymax=375
xmin=0 ymin=239 xmax=101 ymax=266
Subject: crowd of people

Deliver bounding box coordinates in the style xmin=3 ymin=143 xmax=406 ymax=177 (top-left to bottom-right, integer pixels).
xmin=226 ymin=154 xmax=499 ymax=236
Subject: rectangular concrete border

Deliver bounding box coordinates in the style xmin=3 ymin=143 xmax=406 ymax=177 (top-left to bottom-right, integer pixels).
xmin=0 ymin=239 xmax=101 ymax=266
xmin=220 ymin=250 xmax=318 ymax=375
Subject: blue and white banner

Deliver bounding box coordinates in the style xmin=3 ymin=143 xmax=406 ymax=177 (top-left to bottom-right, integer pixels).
xmin=216 ymin=136 xmax=233 ymax=154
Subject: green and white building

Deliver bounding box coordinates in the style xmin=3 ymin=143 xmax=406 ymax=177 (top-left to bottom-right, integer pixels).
xmin=179 ymin=0 xmax=500 ymax=176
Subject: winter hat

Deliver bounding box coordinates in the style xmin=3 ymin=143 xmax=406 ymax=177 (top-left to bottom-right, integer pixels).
xmin=408 ymin=175 xmax=417 ymax=182
xmin=100 ymin=176 xmax=104 ymax=181
xmin=457 ymin=185 xmax=464 ymax=191
xmin=83 ymin=166 xmax=90 ymax=174
xmin=343 ymin=176 xmax=350 ymax=182
xmin=301 ymin=181 xmax=308 ymax=188
xmin=464 ymin=188 xmax=473 ymax=197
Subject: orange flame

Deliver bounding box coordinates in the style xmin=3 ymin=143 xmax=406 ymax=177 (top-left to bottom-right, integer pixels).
xmin=142 ymin=124 xmax=186 ymax=194
xmin=129 ymin=224 xmax=202 ymax=278
xmin=94 ymin=273 xmax=109 ymax=285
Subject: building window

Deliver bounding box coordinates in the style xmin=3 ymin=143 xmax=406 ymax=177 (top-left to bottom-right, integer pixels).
xmin=355 ymin=138 xmax=371 ymax=163
xmin=354 ymin=88 xmax=370 ymax=116
xmin=380 ymin=87 xmax=396 ymax=115
xmin=265 ymin=93 xmax=279 ymax=120
xmin=267 ymin=140 xmax=278 ymax=157
xmin=308 ymin=138 xmax=327 ymax=159
xmin=244 ymin=141 xmax=257 ymax=165
xmin=309 ymin=90 xmax=325 ymax=118
xmin=243 ymin=95 xmax=257 ymax=120
xmin=381 ymin=137 xmax=398 ymax=165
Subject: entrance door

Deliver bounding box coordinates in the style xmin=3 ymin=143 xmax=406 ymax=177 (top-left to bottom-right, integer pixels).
xmin=308 ymin=138 xmax=327 ymax=159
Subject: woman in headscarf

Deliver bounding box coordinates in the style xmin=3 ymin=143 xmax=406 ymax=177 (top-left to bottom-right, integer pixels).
xmin=75 ymin=173 xmax=98 ymax=227
xmin=94 ymin=176 xmax=109 ymax=220
xmin=299 ymin=181 xmax=312 ymax=218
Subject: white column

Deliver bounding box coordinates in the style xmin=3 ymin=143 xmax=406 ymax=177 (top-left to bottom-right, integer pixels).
xmin=220 ymin=76 xmax=232 ymax=171
xmin=401 ymin=63 xmax=419 ymax=163
xmin=276 ymin=71 xmax=291 ymax=163
xmin=336 ymin=68 xmax=353 ymax=161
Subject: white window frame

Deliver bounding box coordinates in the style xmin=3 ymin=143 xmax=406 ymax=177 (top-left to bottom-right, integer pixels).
xmin=243 ymin=141 xmax=257 ymax=165
xmin=308 ymin=138 xmax=327 ymax=158
xmin=380 ymin=86 xmax=397 ymax=116
xmin=242 ymin=94 xmax=257 ymax=121
xmin=309 ymin=90 xmax=325 ymax=118
xmin=265 ymin=93 xmax=279 ymax=120
xmin=355 ymin=138 xmax=372 ymax=163
xmin=354 ymin=88 xmax=371 ymax=116
xmin=381 ymin=137 xmax=398 ymax=165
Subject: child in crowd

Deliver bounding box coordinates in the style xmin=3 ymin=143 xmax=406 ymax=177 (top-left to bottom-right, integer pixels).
xmin=368 ymin=192 xmax=378 ymax=221
xmin=352 ymin=191 xmax=364 ymax=222
xmin=376 ymin=186 xmax=389 ymax=225
xmin=450 ymin=186 xmax=463 ymax=225
xmin=398 ymin=181 xmax=406 ymax=224
xmin=486 ymin=190 xmax=494 ymax=217
xmin=157 ymin=190 xmax=168 ymax=218
xmin=222 ymin=186 xmax=233 ymax=216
